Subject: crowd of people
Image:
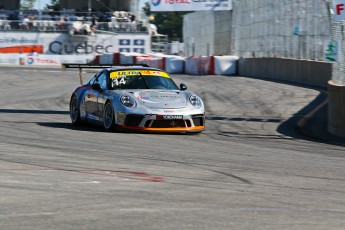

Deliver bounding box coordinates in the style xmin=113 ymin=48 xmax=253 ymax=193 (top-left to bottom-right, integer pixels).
xmin=0 ymin=9 xmax=143 ymax=34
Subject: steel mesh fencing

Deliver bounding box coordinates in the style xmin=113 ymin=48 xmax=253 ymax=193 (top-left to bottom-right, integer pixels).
xmin=231 ymin=0 xmax=332 ymax=61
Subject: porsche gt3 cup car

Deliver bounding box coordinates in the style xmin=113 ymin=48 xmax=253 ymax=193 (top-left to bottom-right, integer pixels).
xmin=64 ymin=64 xmax=205 ymax=133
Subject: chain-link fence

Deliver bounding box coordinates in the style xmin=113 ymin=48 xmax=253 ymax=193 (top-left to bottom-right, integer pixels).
xmin=231 ymin=0 xmax=332 ymax=61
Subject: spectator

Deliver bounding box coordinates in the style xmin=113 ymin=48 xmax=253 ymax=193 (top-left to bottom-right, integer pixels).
xmin=129 ymin=13 xmax=136 ymax=22
xmin=91 ymin=14 xmax=98 ymax=28
xmin=21 ymin=15 xmax=30 ymax=30
xmin=58 ymin=16 xmax=65 ymax=29
xmin=65 ymin=16 xmax=72 ymax=27
xmin=29 ymin=16 xmax=34 ymax=30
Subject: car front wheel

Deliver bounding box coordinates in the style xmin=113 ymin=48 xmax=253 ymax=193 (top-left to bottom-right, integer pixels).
xmin=103 ymin=102 xmax=116 ymax=131
xmin=70 ymin=95 xmax=80 ymax=125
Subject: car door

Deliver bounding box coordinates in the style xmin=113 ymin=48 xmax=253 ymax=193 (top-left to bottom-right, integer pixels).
xmin=85 ymin=71 xmax=102 ymax=122
xmin=94 ymin=70 xmax=109 ymax=121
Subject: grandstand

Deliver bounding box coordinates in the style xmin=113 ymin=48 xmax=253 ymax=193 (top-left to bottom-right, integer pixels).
xmin=0 ymin=0 xmax=145 ymax=34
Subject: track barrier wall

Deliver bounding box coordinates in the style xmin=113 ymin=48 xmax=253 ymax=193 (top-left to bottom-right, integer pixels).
xmin=238 ymin=58 xmax=332 ymax=88
xmin=185 ymin=56 xmax=211 ymax=75
xmin=213 ymin=56 xmax=239 ymax=75
xmin=92 ymin=53 xmax=239 ymax=75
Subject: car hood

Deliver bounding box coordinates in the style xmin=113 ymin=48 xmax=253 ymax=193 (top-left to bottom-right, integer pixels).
xmin=133 ymin=90 xmax=187 ymax=109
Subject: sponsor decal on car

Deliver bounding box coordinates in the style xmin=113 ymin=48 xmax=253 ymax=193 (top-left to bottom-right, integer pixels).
xmin=117 ymin=111 xmax=126 ymax=125
xmin=110 ymin=70 xmax=170 ymax=79
xmin=156 ymin=115 xmax=183 ymax=120
xmin=164 ymin=110 xmax=176 ymax=113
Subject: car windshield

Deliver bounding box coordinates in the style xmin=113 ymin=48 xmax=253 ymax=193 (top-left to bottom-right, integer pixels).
xmin=109 ymin=70 xmax=179 ymax=90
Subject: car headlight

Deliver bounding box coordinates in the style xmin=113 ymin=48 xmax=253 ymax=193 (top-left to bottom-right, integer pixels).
xmin=120 ymin=95 xmax=136 ymax=108
xmin=189 ymin=95 xmax=202 ymax=108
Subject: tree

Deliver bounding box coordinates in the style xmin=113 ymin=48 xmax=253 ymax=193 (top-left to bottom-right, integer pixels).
xmin=20 ymin=0 xmax=36 ymax=10
xmin=142 ymin=2 xmax=191 ymax=42
xmin=46 ymin=0 xmax=61 ymax=11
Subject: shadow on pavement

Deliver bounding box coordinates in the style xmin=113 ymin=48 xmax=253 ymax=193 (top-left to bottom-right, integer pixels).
xmin=277 ymin=91 xmax=345 ymax=146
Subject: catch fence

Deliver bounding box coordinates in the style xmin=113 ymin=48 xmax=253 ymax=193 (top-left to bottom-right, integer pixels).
xmin=231 ymin=0 xmax=332 ymax=61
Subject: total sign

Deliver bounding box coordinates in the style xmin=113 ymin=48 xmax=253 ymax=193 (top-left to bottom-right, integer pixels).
xmin=333 ymin=0 xmax=345 ymax=20
xmin=150 ymin=0 xmax=232 ymax=11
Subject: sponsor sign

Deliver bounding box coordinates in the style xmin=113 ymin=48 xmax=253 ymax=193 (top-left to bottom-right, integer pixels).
xmin=150 ymin=0 xmax=232 ymax=11
xmin=110 ymin=70 xmax=170 ymax=78
xmin=155 ymin=114 xmax=183 ymax=120
xmin=293 ymin=25 xmax=300 ymax=35
xmin=324 ymin=40 xmax=339 ymax=62
xmin=0 ymin=33 xmax=150 ymax=55
xmin=333 ymin=0 xmax=345 ymax=20
xmin=134 ymin=39 xmax=145 ymax=46
xmin=133 ymin=48 xmax=145 ymax=53
xmin=0 ymin=54 xmax=20 ymax=64
xmin=18 ymin=54 xmax=94 ymax=65
xmin=119 ymin=48 xmax=131 ymax=52
xmin=163 ymin=115 xmax=183 ymax=119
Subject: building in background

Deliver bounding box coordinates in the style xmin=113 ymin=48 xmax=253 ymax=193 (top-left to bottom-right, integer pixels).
xmin=0 ymin=0 xmax=20 ymax=10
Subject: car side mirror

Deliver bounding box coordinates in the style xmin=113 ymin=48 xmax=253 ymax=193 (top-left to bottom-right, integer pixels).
xmin=180 ymin=83 xmax=187 ymax=91
xmin=91 ymin=83 xmax=103 ymax=92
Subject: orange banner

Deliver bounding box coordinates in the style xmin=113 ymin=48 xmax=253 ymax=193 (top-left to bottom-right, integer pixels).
xmin=0 ymin=45 xmax=44 ymax=53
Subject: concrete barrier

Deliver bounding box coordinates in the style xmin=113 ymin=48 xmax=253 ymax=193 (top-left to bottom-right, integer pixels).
xmin=239 ymin=58 xmax=331 ymax=88
xmin=328 ymin=80 xmax=345 ymax=138
xmin=99 ymin=54 xmax=114 ymax=64
xmin=185 ymin=56 xmax=211 ymax=75
xmin=93 ymin=53 xmax=120 ymax=64
xmin=165 ymin=56 xmax=185 ymax=74
xmin=136 ymin=56 xmax=165 ymax=70
xmin=119 ymin=52 xmax=137 ymax=65
xmin=212 ymin=55 xmax=239 ymax=75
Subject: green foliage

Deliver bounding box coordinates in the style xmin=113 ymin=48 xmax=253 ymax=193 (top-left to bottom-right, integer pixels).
xmin=46 ymin=0 xmax=61 ymax=11
xmin=20 ymin=0 xmax=36 ymax=10
xmin=143 ymin=2 xmax=191 ymax=42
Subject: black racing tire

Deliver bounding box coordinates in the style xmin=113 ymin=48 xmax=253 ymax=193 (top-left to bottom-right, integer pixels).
xmin=70 ymin=95 xmax=81 ymax=125
xmin=103 ymin=102 xmax=116 ymax=131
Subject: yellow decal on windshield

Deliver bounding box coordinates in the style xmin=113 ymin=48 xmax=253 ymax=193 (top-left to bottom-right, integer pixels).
xmin=110 ymin=70 xmax=170 ymax=79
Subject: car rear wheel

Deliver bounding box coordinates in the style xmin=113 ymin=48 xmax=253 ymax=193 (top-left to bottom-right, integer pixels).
xmin=70 ymin=95 xmax=80 ymax=125
xmin=103 ymin=102 xmax=116 ymax=131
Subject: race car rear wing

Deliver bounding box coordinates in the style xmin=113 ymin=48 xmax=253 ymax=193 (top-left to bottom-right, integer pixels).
xmin=61 ymin=63 xmax=149 ymax=84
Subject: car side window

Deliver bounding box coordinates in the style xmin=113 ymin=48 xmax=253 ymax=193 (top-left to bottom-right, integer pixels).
xmin=96 ymin=71 xmax=107 ymax=90
xmin=89 ymin=72 xmax=101 ymax=85
xmin=89 ymin=76 xmax=96 ymax=85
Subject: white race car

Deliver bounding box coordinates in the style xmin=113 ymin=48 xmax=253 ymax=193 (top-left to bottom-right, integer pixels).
xmin=65 ymin=64 xmax=205 ymax=133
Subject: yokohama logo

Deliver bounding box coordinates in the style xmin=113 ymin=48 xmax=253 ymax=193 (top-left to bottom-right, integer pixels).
xmin=163 ymin=115 xmax=183 ymax=119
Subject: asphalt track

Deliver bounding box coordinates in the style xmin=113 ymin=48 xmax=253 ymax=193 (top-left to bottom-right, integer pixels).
xmin=1 ymin=66 xmax=345 ymax=230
